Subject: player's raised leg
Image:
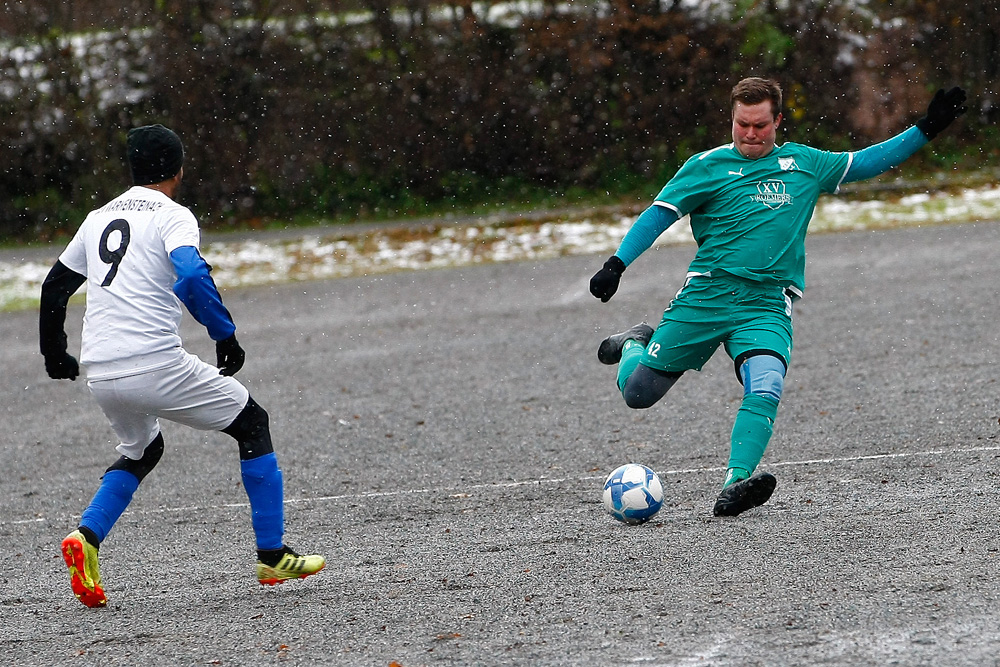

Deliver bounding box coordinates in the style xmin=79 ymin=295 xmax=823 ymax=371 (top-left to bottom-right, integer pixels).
xmin=222 ymin=397 xmax=325 ymax=585
xmin=598 ymin=321 xmax=655 ymax=396
xmin=597 ymin=322 xmax=653 ymax=365
xmin=599 ymin=322 xmax=684 ymax=409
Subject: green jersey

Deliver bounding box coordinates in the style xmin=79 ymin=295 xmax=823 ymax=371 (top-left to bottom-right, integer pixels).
xmin=653 ymin=142 xmax=851 ymax=291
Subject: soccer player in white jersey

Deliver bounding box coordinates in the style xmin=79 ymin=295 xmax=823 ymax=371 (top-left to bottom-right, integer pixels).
xmin=39 ymin=124 xmax=324 ymax=608
xmin=589 ymin=78 xmax=967 ymax=517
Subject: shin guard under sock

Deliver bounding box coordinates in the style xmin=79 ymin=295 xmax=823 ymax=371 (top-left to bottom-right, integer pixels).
xmin=79 ymin=469 xmax=140 ymax=544
xmin=240 ymin=452 xmax=285 ymax=551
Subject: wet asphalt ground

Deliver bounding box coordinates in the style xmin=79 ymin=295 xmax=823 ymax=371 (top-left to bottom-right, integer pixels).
xmin=3 ymin=220 xmax=1000 ymax=666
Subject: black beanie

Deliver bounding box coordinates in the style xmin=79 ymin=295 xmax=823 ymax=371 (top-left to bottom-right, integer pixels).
xmin=127 ymin=124 xmax=184 ymax=185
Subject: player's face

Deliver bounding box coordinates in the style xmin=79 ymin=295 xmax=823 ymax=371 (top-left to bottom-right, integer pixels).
xmin=732 ymin=101 xmax=781 ymax=159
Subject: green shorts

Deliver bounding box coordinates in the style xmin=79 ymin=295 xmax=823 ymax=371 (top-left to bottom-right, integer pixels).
xmin=641 ymin=273 xmax=795 ymax=374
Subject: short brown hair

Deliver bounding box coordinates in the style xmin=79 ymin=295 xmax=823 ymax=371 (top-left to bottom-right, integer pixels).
xmin=731 ymin=77 xmax=782 ymax=119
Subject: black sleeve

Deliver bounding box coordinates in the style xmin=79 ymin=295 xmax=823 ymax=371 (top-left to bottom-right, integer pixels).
xmin=39 ymin=261 xmax=86 ymax=357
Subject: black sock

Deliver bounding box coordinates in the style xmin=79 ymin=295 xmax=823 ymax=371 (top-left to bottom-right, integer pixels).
xmin=78 ymin=526 xmax=100 ymax=549
xmin=257 ymin=545 xmax=292 ymax=566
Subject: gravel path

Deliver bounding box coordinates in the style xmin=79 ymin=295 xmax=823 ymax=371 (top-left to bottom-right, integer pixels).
xmin=2 ymin=221 xmax=999 ymax=666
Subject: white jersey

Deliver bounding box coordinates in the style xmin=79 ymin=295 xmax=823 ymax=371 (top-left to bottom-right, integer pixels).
xmin=59 ymin=186 xmax=201 ymax=380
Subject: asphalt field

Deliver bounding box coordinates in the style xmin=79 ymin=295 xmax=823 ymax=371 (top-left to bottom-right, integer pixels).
xmin=3 ymin=220 xmax=1000 ymax=666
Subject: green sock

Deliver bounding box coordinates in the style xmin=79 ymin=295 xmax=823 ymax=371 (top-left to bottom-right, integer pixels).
xmin=722 ymin=467 xmax=750 ymax=489
xmin=617 ymin=339 xmax=647 ymax=393
xmin=727 ymin=393 xmax=780 ymax=474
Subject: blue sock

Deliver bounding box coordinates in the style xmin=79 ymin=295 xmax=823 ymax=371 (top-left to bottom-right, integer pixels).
xmin=80 ymin=469 xmax=140 ymax=543
xmin=240 ymin=452 xmax=285 ymax=551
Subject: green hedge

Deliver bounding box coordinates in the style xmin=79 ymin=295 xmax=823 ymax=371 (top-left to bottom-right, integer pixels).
xmin=0 ymin=1 xmax=995 ymax=241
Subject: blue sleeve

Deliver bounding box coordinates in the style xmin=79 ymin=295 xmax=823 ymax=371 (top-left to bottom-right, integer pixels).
xmin=169 ymin=246 xmax=236 ymax=341
xmin=615 ymin=205 xmax=680 ymax=267
xmin=843 ymin=126 xmax=928 ymax=184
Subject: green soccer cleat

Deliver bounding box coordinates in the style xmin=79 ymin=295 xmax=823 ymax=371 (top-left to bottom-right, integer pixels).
xmin=256 ymin=548 xmax=326 ymax=586
xmin=597 ymin=323 xmax=654 ymax=365
xmin=61 ymin=530 xmax=107 ymax=608
xmin=713 ymin=472 xmax=777 ymax=517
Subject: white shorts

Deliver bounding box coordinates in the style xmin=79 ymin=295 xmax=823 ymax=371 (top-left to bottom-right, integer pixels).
xmin=87 ymin=350 xmax=249 ymax=460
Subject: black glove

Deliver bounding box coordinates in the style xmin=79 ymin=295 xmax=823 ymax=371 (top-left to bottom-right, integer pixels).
xmin=590 ymin=255 xmax=626 ymax=302
xmin=216 ymin=335 xmax=245 ymax=376
xmin=44 ymin=352 xmax=79 ymax=380
xmin=916 ymin=87 xmax=967 ymax=140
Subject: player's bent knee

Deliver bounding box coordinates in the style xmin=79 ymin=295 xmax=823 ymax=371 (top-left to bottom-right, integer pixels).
xmin=107 ymin=432 xmax=164 ymax=481
xmin=623 ymin=386 xmax=659 ymax=409
xmin=738 ymin=353 xmax=786 ymax=402
xmin=623 ymin=365 xmax=682 ymax=409
xmin=222 ymin=396 xmax=274 ymax=460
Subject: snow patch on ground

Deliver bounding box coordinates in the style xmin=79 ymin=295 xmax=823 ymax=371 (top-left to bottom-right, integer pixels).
xmin=3 ymin=185 xmax=999 ymax=310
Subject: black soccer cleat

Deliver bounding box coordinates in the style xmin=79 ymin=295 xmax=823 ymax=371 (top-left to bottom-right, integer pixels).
xmin=713 ymin=472 xmax=777 ymax=517
xmin=597 ymin=323 xmax=654 ymax=365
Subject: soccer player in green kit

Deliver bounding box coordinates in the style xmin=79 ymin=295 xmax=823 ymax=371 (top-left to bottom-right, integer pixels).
xmin=590 ymin=77 xmax=967 ymax=517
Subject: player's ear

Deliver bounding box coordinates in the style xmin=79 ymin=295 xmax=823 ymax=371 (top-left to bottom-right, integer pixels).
xmin=773 ymin=112 xmax=783 ymax=129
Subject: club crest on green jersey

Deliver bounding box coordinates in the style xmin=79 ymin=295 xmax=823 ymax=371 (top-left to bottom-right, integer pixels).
xmin=751 ymin=180 xmax=792 ymax=210
xmin=778 ymin=157 xmax=798 ymax=171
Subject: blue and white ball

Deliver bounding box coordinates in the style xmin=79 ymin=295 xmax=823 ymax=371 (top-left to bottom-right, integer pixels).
xmin=602 ymin=463 xmax=664 ymax=525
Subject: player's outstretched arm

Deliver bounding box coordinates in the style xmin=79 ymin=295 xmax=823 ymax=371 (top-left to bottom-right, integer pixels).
xmin=39 ymin=261 xmax=86 ymax=380
xmin=589 ymin=205 xmax=679 ymax=302
xmin=844 ymin=86 xmax=968 ymax=184
xmin=170 ymin=245 xmax=245 ymax=376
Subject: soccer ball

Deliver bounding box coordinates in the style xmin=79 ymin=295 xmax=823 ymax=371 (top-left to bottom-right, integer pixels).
xmin=602 ymin=463 xmax=664 ymax=525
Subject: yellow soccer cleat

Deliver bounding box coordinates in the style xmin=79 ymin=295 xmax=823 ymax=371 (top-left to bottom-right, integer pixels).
xmin=61 ymin=530 xmax=107 ymax=608
xmin=256 ymin=548 xmax=325 ymax=586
